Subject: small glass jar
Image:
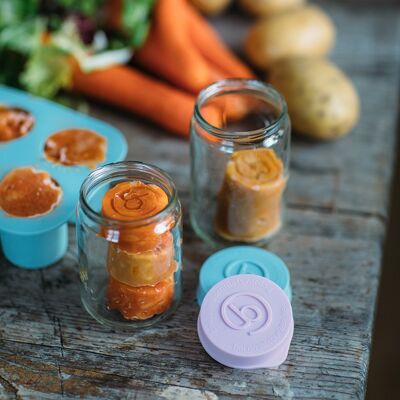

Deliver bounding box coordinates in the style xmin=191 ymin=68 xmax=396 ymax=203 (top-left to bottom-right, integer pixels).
xmin=190 ymin=79 xmax=290 ymax=247
xmin=77 ymin=161 xmax=182 ymax=329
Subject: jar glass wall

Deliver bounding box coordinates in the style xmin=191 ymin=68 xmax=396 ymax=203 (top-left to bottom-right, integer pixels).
xmin=190 ymin=79 xmax=290 ymax=247
xmin=77 ymin=161 xmax=182 ymax=330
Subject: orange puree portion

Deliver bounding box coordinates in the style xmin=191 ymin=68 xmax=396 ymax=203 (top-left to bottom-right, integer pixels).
xmin=44 ymin=129 xmax=106 ymax=168
xmin=107 ymin=238 xmax=176 ymax=287
xmin=0 ymin=107 xmax=34 ymax=142
xmin=102 ymin=181 xmax=172 ymax=252
xmin=215 ymin=148 xmax=286 ymax=242
xmin=102 ymin=181 xmax=175 ymax=320
xmin=0 ymin=167 xmax=62 ymax=217
xmin=102 ymin=181 xmax=168 ymax=221
xmin=107 ymin=275 xmax=174 ymax=320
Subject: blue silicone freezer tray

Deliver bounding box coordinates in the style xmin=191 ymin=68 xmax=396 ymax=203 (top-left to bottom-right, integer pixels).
xmin=0 ymin=85 xmax=128 ymax=268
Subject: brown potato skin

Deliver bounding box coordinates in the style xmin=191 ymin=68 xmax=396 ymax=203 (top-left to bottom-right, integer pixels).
xmin=268 ymin=57 xmax=360 ymax=140
xmin=190 ymin=0 xmax=231 ymax=15
xmin=239 ymin=0 xmax=305 ymax=16
xmin=245 ymin=5 xmax=335 ymax=69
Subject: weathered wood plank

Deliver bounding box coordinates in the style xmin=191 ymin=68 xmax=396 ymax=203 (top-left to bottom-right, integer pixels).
xmin=0 ymin=232 xmax=381 ymax=399
xmin=0 ymin=0 xmax=399 ymax=399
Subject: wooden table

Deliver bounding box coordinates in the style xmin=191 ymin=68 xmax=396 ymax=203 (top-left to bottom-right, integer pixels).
xmin=1 ymin=1 xmax=399 ymax=399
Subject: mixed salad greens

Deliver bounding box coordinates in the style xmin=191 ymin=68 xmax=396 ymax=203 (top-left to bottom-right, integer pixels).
xmin=0 ymin=0 xmax=155 ymax=100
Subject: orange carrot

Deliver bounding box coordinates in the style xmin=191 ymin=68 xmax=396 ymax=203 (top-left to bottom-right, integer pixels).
xmin=135 ymin=29 xmax=228 ymax=93
xmin=209 ymin=64 xmax=229 ymax=83
xmin=184 ymin=2 xmax=255 ymax=79
xmin=149 ymin=0 xmax=212 ymax=92
xmin=72 ymin=65 xmax=195 ymax=137
xmin=134 ymin=29 xmax=206 ymax=93
xmin=72 ymin=64 xmax=222 ymax=136
xmin=108 ymin=0 xmax=253 ymax=93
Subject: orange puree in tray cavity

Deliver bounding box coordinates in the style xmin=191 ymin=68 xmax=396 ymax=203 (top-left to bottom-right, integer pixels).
xmin=0 ymin=107 xmax=34 ymax=142
xmin=102 ymin=181 xmax=175 ymax=320
xmin=0 ymin=167 xmax=62 ymax=217
xmin=44 ymin=129 xmax=106 ymax=168
xmin=215 ymin=148 xmax=287 ymax=242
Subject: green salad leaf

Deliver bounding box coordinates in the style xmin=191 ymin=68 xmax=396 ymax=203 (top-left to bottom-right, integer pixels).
xmin=122 ymin=0 xmax=155 ymax=47
xmin=21 ymin=45 xmax=72 ymax=98
xmin=0 ymin=0 xmax=40 ymax=29
xmin=0 ymin=19 xmax=45 ymax=54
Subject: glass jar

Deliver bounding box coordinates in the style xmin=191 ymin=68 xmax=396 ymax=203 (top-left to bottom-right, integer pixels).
xmin=190 ymin=79 xmax=290 ymax=247
xmin=77 ymin=161 xmax=182 ymax=329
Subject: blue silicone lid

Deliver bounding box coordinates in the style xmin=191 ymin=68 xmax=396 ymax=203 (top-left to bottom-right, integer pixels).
xmin=197 ymin=246 xmax=292 ymax=305
xmin=0 ymin=85 xmax=127 ymax=267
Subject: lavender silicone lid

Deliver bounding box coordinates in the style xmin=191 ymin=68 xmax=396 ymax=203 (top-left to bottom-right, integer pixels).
xmin=197 ymin=274 xmax=294 ymax=369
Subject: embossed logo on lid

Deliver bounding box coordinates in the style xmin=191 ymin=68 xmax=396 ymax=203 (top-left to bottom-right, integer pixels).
xmin=221 ymin=292 xmax=272 ymax=335
xmin=223 ymin=260 xmax=268 ymax=278
xmin=197 ymin=246 xmax=292 ymax=305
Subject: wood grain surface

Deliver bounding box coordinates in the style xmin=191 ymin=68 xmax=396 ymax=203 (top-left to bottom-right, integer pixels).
xmin=1 ymin=1 xmax=399 ymax=399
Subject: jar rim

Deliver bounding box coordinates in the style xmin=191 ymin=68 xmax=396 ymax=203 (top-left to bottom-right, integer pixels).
xmin=79 ymin=161 xmax=178 ymax=228
xmin=194 ymin=78 xmax=288 ymax=141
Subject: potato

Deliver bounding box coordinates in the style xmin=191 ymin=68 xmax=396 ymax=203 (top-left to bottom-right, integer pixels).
xmin=268 ymin=57 xmax=360 ymax=140
xmin=245 ymin=5 xmax=335 ymax=69
xmin=190 ymin=0 xmax=231 ymax=15
xmin=239 ymin=0 xmax=305 ymax=17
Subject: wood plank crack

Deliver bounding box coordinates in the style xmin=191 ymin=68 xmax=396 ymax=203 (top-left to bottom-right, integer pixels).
xmin=55 ymin=317 xmax=65 ymax=397
xmin=39 ymin=270 xmax=65 ymax=397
